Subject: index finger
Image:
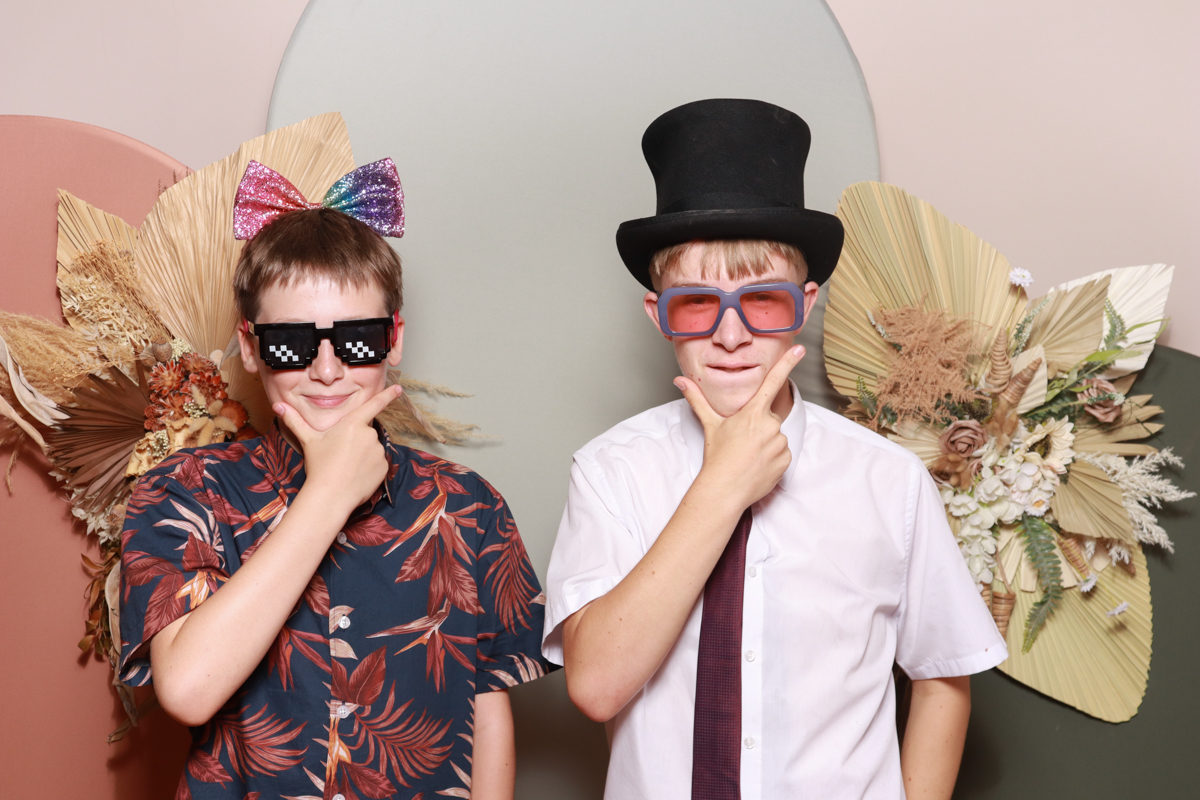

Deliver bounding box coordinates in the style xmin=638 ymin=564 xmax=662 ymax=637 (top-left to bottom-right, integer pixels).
xmin=751 ymin=344 xmax=805 ymax=410
xmin=349 ymin=383 xmax=404 ymax=425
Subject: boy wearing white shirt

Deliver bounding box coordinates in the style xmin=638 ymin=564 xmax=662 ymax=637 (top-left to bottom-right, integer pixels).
xmin=542 ymin=99 xmax=1006 ymax=799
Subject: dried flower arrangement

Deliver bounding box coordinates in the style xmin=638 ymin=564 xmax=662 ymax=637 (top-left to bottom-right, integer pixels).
xmin=824 ymin=181 xmax=1191 ymax=722
xmin=0 ymin=113 xmax=475 ymax=740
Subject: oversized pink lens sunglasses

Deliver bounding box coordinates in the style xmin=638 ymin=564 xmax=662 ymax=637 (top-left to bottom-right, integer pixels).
xmin=656 ymin=282 xmax=805 ymax=337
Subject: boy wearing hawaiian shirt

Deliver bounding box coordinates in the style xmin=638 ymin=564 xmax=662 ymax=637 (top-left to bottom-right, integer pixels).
xmin=543 ymin=100 xmax=1006 ymax=799
xmin=120 ymin=160 xmax=551 ymax=800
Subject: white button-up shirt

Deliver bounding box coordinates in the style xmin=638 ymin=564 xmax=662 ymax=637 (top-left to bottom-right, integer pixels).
xmin=543 ymin=385 xmax=1006 ymax=800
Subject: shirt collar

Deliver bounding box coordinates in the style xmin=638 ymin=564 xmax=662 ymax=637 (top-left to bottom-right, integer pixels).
xmin=266 ymin=419 xmax=397 ymax=507
xmin=681 ymin=379 xmax=807 ymax=494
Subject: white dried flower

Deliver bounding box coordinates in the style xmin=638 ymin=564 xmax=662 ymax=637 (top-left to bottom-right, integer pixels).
xmin=1079 ymin=574 xmax=1098 ymax=593
xmin=1107 ymin=601 xmax=1131 ymax=618
xmin=975 ymin=475 xmax=1006 ymax=504
xmin=949 ymin=493 xmax=979 ymax=517
xmin=1009 ymin=267 xmax=1034 ymax=288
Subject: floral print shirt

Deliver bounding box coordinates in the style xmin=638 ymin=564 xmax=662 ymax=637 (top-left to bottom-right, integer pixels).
xmin=120 ymin=424 xmax=552 ymax=799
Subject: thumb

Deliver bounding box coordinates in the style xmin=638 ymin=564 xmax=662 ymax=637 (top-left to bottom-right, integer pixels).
xmin=273 ymin=402 xmax=314 ymax=446
xmin=674 ymin=376 xmax=720 ymax=429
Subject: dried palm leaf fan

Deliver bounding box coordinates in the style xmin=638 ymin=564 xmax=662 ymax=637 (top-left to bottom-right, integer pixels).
xmin=824 ymin=181 xmax=1029 ymax=398
xmin=822 ymin=181 xmax=1185 ymax=723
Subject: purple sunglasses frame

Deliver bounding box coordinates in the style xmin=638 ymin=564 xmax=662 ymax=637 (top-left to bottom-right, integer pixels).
xmin=656 ymin=282 xmax=806 ymax=337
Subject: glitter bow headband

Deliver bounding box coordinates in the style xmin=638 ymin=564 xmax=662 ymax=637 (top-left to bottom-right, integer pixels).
xmin=233 ymin=158 xmax=405 ymax=240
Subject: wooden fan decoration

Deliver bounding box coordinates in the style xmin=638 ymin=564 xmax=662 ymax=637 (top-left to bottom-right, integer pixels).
xmin=824 ymin=181 xmax=1189 ymax=722
xmin=0 ymin=113 xmax=476 ymax=739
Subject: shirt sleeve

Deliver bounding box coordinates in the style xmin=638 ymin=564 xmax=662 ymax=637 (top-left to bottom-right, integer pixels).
xmin=118 ymin=452 xmax=231 ymax=687
xmin=895 ymin=461 xmax=1008 ymax=680
xmin=473 ymin=485 xmax=559 ymax=692
xmin=541 ymin=453 xmax=646 ymax=665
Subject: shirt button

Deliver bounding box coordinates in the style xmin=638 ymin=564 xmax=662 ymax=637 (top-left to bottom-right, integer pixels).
xmin=338 ymin=615 xmax=351 ymax=630
xmin=748 ymin=565 xmax=758 ymax=578
xmin=744 ymin=736 xmax=756 ymax=749
xmin=333 ymin=794 xmax=347 ymax=800
xmin=336 ymin=531 xmax=347 ymax=545
xmin=745 ymin=650 xmax=756 ymax=662
xmin=336 ymin=704 xmax=351 ymax=718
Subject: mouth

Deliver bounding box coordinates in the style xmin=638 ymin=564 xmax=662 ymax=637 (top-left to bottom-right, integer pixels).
xmin=707 ymin=363 xmax=758 ymax=374
xmin=304 ymin=394 xmax=352 ymax=409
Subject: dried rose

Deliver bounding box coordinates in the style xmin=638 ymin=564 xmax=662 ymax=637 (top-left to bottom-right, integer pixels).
xmin=939 ymin=419 xmax=988 ymax=458
xmin=1079 ymin=378 xmax=1122 ymax=424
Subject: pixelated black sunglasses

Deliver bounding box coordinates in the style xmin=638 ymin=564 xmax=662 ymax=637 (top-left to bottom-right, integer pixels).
xmin=243 ymin=313 xmax=399 ymax=370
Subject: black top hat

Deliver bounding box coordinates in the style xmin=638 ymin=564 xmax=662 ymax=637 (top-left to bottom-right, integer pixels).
xmin=616 ymin=98 xmax=844 ymax=291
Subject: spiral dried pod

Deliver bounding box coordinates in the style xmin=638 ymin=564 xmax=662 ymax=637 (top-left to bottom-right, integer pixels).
xmin=1058 ymin=534 xmax=1091 ymax=579
xmin=991 ymin=588 xmax=1016 ymax=640
xmin=984 ymin=330 xmax=1012 ymax=392
xmin=996 ymin=357 xmax=1042 ymax=409
xmin=981 ymin=584 xmax=993 ymax=611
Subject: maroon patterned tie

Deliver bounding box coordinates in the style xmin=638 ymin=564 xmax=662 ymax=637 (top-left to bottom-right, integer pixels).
xmin=692 ymin=508 xmax=752 ymax=800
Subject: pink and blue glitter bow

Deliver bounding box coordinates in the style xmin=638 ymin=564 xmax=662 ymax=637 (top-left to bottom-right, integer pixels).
xmin=233 ymin=158 xmax=405 ymax=240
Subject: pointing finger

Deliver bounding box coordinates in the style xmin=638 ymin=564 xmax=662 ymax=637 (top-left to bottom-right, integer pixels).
xmin=675 ymin=376 xmax=721 ymax=429
xmin=753 ymin=345 xmax=805 ymax=410
xmin=351 ymin=383 xmax=404 ymax=425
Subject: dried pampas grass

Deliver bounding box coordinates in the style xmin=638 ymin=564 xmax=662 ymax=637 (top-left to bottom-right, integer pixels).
xmin=0 ymin=311 xmax=104 ymax=404
xmin=57 ymin=239 xmax=170 ymax=368
xmin=381 ymin=373 xmax=478 ymax=446
xmin=869 ymin=306 xmax=981 ymax=428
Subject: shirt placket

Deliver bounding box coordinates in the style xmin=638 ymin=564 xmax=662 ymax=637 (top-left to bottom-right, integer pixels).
xmin=741 ymin=509 xmax=766 ymax=800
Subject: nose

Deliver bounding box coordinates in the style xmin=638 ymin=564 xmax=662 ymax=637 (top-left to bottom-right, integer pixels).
xmin=308 ymin=339 xmax=344 ymax=384
xmin=711 ymin=306 xmax=752 ymax=351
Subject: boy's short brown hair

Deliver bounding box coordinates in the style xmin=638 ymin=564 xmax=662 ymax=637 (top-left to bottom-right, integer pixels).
xmin=647 ymin=239 xmax=808 ymax=292
xmin=233 ymin=208 xmax=403 ymax=322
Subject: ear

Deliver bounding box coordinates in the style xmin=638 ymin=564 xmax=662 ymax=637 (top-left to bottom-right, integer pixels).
xmin=386 ymin=315 xmax=406 ymax=367
xmin=796 ymin=281 xmax=821 ymax=334
xmin=643 ymin=292 xmax=672 ymax=341
xmin=237 ymin=321 xmax=260 ymax=374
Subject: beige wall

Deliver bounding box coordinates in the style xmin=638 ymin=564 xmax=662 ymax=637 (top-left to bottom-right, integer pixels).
xmin=828 ymin=0 xmax=1199 ymax=353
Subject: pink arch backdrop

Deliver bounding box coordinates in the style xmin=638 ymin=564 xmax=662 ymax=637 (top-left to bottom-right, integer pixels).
xmin=0 ymin=116 xmax=191 ymax=798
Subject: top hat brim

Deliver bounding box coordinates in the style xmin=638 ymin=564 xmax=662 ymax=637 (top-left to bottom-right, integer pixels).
xmin=616 ymin=206 xmax=844 ymax=292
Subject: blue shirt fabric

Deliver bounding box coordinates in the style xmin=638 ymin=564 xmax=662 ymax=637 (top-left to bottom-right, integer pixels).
xmin=120 ymin=424 xmax=553 ymax=799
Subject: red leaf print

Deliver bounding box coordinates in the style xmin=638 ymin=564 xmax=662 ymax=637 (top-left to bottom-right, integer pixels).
xmin=435 ymin=474 xmax=469 ymax=495
xmin=347 ymin=647 xmax=388 ymax=706
xmin=397 ymin=537 xmax=435 ymax=583
xmin=202 ymin=442 xmax=250 ymax=462
xmin=303 ymin=574 xmax=330 ymax=616
xmin=343 ymin=760 xmax=397 ymax=799
xmin=122 ymin=552 xmax=180 ymax=600
xmin=342 ymin=686 xmax=452 ymax=786
xmin=205 ymin=489 xmax=250 ymax=528
xmin=244 ymin=793 xmax=262 ymax=800
xmin=438 ymin=514 xmax=473 ymax=562
xmin=174 ymin=773 xmax=192 ymax=800
xmin=345 ymin=514 xmax=403 ymax=547
xmin=331 ymin=657 xmax=352 ymax=701
xmin=182 ymin=535 xmax=226 ymax=572
xmin=171 ymin=454 xmax=206 ymax=491
xmin=290 ymin=629 xmax=331 ymax=675
xmin=143 ymin=572 xmax=187 ymax=640
xmin=187 ymin=748 xmax=231 ymax=785
xmin=210 ymin=702 xmax=307 ymax=779
xmin=411 ymin=462 xmax=435 ymax=477
xmin=408 ymin=480 xmax=436 ymax=500
xmin=430 ymin=550 xmax=482 ymax=616
xmin=266 ymin=629 xmax=296 ymax=691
